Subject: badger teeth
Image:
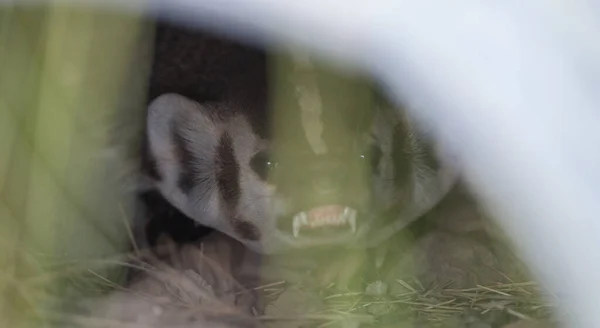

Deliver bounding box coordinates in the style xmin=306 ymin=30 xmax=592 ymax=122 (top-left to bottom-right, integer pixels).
xmin=290 ymin=206 xmax=358 ymax=238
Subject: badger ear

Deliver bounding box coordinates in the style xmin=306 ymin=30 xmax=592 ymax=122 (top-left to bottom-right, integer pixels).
xmin=145 ymin=93 xmax=218 ymax=195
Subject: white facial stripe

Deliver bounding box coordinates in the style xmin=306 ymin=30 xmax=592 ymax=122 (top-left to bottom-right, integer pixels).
xmin=225 ymin=115 xmax=274 ymax=236
xmin=289 ymin=54 xmax=328 ymax=155
xmin=148 ymin=95 xmax=230 ymax=236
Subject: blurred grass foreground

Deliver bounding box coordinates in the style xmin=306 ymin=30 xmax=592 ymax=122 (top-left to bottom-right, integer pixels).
xmin=0 ymin=4 xmax=151 ymax=326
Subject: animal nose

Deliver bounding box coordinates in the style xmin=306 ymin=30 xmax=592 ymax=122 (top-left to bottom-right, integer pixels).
xmin=311 ymin=166 xmax=347 ymax=195
xmin=313 ymin=176 xmax=338 ymax=194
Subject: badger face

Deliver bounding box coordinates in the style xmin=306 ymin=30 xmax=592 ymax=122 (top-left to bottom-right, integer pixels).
xmin=145 ymin=92 xmax=457 ymax=254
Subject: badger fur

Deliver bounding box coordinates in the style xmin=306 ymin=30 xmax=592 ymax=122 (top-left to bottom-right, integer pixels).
xmin=76 ymin=231 xmax=264 ymax=328
xmin=140 ymin=22 xmax=457 ymax=254
xmin=143 ymin=94 xmax=456 ymax=253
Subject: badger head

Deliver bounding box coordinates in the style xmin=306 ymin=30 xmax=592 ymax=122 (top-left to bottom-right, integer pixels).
xmin=144 ymin=89 xmax=457 ymax=254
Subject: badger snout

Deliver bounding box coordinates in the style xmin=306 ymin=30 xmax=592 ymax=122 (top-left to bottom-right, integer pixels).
xmin=273 ymin=155 xmax=369 ymax=241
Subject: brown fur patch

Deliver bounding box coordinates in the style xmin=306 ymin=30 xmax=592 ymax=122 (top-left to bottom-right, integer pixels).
xmin=393 ymin=124 xmax=412 ymax=188
xmin=231 ymin=217 xmax=261 ymax=241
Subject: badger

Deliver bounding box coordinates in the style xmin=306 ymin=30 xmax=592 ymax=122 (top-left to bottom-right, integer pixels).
xmin=141 ymin=52 xmax=457 ymax=254
xmin=130 ymin=20 xmax=455 ymax=255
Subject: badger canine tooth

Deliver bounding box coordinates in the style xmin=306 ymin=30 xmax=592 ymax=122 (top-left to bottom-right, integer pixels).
xmin=348 ymin=210 xmax=357 ymax=233
xmin=292 ymin=212 xmax=308 ymax=238
xmin=291 ymin=206 xmax=358 ymax=238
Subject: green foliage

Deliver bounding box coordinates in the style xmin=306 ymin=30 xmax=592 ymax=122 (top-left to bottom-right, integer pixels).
xmin=0 ymin=4 xmax=151 ymax=326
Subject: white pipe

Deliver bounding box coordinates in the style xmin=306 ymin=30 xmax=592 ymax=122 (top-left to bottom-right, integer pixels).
xmin=4 ymin=0 xmax=600 ymax=326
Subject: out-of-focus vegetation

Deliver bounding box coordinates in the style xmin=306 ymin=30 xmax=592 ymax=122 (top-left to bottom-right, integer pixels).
xmin=0 ymin=4 xmax=151 ymax=326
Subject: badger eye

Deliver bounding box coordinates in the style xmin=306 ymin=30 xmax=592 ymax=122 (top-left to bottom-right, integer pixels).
xmin=250 ymin=150 xmax=277 ymax=181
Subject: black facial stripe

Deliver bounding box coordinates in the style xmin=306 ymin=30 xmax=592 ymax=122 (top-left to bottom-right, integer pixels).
xmin=370 ymin=142 xmax=383 ymax=170
xmin=215 ymin=132 xmax=241 ymax=207
xmin=420 ymin=141 xmax=441 ymax=172
xmin=231 ymin=216 xmax=261 ymax=241
xmin=392 ymin=125 xmax=413 ymax=187
xmin=171 ymin=122 xmax=197 ymax=194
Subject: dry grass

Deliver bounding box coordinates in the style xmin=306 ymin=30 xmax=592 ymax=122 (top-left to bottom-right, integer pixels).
xmin=253 ymin=277 xmax=554 ymax=327
xmin=0 ymin=213 xmax=558 ymax=328
xmin=1 ymin=234 xmax=559 ymax=328
xmin=319 ymin=280 xmax=551 ymax=325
